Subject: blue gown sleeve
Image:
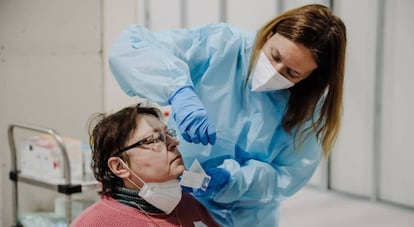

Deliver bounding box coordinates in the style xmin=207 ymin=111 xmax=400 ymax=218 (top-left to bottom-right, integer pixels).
xmin=109 ymin=23 xmax=241 ymax=106
xmin=210 ymin=132 xmax=323 ymax=204
xmin=109 ymin=25 xmax=193 ymax=105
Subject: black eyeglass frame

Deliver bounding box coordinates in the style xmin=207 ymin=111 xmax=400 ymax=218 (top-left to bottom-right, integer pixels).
xmin=115 ymin=129 xmax=176 ymax=156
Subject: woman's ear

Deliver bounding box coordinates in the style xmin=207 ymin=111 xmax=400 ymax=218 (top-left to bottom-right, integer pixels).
xmin=108 ymin=157 xmax=130 ymax=179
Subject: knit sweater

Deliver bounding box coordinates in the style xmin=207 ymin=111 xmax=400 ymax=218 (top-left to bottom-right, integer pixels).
xmin=70 ymin=193 xmax=219 ymax=227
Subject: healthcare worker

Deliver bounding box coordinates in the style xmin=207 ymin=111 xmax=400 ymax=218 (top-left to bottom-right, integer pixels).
xmin=109 ymin=4 xmax=347 ymax=227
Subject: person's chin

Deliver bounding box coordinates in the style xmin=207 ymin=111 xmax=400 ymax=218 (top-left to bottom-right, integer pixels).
xmin=174 ymin=164 xmax=186 ymax=175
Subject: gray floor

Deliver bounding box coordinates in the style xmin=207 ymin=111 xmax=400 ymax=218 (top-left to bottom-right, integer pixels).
xmin=280 ymin=187 xmax=414 ymax=227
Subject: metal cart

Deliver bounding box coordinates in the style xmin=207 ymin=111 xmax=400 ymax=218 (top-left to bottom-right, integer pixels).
xmin=8 ymin=122 xmax=97 ymax=227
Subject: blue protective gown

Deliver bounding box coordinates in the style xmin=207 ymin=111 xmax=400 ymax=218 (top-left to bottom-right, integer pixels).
xmin=109 ymin=23 xmax=322 ymax=227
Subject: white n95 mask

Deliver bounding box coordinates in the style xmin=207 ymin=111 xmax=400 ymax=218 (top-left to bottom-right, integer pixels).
xmin=138 ymin=179 xmax=182 ymax=214
xmin=251 ymin=50 xmax=294 ymax=91
xmin=118 ymin=158 xmax=182 ymax=214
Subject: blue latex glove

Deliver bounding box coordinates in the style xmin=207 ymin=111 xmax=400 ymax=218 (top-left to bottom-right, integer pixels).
xmin=168 ymin=86 xmax=216 ymax=145
xmin=194 ymin=168 xmax=230 ymax=197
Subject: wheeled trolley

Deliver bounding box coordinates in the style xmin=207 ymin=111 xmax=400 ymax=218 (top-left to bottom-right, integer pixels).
xmin=8 ymin=122 xmax=97 ymax=226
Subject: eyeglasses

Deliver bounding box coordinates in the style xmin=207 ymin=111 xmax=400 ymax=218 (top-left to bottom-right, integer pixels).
xmin=116 ymin=129 xmax=177 ymax=155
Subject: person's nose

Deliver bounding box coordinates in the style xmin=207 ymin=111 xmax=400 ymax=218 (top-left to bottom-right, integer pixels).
xmin=166 ymin=136 xmax=179 ymax=151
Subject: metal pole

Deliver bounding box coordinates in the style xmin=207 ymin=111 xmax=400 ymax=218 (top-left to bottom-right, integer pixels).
xmin=276 ymin=0 xmax=284 ymax=14
xmin=219 ymin=0 xmax=228 ymax=22
xmin=180 ymin=0 xmax=188 ymax=28
xmin=372 ymin=0 xmax=386 ymax=202
xmin=144 ymin=0 xmax=151 ymax=28
xmin=8 ymin=125 xmax=19 ymax=226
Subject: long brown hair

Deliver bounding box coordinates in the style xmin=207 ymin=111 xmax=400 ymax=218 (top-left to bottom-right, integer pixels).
xmin=248 ymin=4 xmax=347 ymax=157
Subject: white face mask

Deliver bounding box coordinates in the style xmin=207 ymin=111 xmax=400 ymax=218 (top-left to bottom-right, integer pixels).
xmin=137 ymin=180 xmax=182 ymax=214
xmin=251 ymin=50 xmax=294 ymax=91
xmin=118 ymin=158 xmax=182 ymax=214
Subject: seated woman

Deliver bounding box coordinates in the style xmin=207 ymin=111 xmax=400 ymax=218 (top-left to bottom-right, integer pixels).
xmin=71 ymin=103 xmax=219 ymax=227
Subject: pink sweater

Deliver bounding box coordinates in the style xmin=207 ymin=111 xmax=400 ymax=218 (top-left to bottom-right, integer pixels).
xmin=70 ymin=193 xmax=219 ymax=227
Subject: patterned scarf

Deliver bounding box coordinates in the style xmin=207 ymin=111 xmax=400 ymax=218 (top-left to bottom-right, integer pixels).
xmin=112 ymin=187 xmax=164 ymax=214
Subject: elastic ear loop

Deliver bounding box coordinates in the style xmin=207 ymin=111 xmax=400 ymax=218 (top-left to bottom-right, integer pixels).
xmin=117 ymin=158 xmax=145 ymax=190
xmin=117 ymin=159 xmax=165 ymax=226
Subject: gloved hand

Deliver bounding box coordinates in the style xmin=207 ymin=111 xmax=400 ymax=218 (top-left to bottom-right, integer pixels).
xmin=194 ymin=167 xmax=230 ymax=197
xmin=168 ymin=85 xmax=216 ymax=145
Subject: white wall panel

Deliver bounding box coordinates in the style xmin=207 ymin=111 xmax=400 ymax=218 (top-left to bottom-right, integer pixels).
xmin=329 ymin=0 xmax=379 ymax=197
xmin=186 ymin=0 xmax=221 ymax=28
xmin=0 ymin=55 xmax=102 ymax=139
xmin=282 ymin=0 xmax=330 ymax=11
xmin=227 ymin=0 xmax=278 ymax=32
xmin=148 ymin=0 xmax=181 ymax=30
xmin=103 ymin=0 xmax=141 ymax=113
xmin=308 ymin=159 xmax=328 ymax=187
xmin=0 ymin=0 xmax=100 ymax=55
xmin=380 ymin=0 xmax=414 ymax=207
